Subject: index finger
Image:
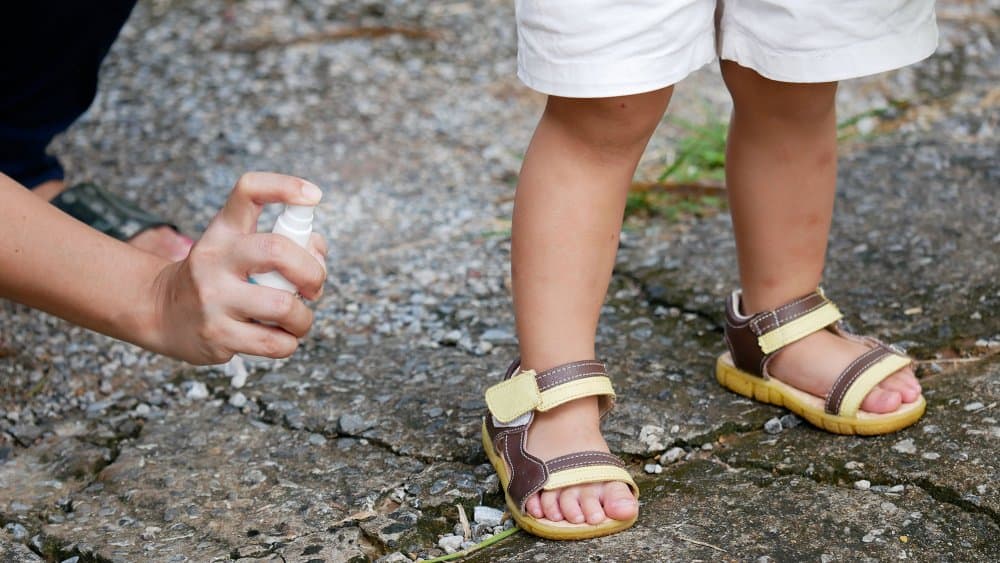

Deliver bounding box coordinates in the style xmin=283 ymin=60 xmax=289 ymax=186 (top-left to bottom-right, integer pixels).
xmin=217 ymin=172 xmax=323 ymax=233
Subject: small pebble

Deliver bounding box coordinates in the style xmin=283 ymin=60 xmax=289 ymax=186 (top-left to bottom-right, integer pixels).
xmin=438 ymin=534 xmax=464 ymax=554
xmin=701 ymin=443 xmax=713 ymax=451
xmin=308 ymin=433 xmax=327 ymax=446
xmin=226 ymin=356 xmax=249 ymax=388
xmin=659 ymin=447 xmax=686 ymax=464
xmin=473 ymin=506 xmax=504 ymax=527
xmin=228 ymin=392 xmax=247 ymax=408
xmin=921 ymin=452 xmax=941 ymax=460
xmin=964 ymin=401 xmax=985 ymax=411
xmin=779 ymin=414 xmax=802 ymax=429
xmin=439 ymin=330 xmax=462 ymax=346
xmin=4 ymin=522 xmax=27 ymax=540
xmin=887 ymin=484 xmax=905 ymax=494
xmin=763 ymin=417 xmax=783 ymax=435
xmin=185 ymin=381 xmax=209 ymax=400
xmin=892 ymin=439 xmax=917 ymax=454
xmin=855 ymin=480 xmax=871 ymax=491
xmin=644 ymin=463 xmax=663 ymax=474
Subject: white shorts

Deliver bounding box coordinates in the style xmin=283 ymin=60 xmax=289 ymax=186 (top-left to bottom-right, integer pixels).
xmin=516 ymin=0 xmax=938 ymax=98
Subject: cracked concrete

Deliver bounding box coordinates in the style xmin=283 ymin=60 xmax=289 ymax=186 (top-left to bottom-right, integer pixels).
xmin=1 ymin=0 xmax=998 ymax=561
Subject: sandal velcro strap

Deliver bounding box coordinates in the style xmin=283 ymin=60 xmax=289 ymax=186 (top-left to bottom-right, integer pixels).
xmin=542 ymin=452 xmax=638 ymax=494
xmin=485 ymin=360 xmax=615 ymax=424
xmin=825 ymin=346 xmax=912 ymax=416
xmin=725 ymin=289 xmax=846 ymax=377
xmin=750 ymin=291 xmax=843 ymax=354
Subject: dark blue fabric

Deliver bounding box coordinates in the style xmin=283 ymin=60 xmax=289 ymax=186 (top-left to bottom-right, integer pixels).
xmin=0 ymin=1 xmax=138 ymax=188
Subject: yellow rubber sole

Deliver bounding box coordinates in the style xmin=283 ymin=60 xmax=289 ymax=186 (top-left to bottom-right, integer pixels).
xmin=480 ymin=421 xmax=638 ymax=540
xmin=716 ymin=353 xmax=926 ymax=436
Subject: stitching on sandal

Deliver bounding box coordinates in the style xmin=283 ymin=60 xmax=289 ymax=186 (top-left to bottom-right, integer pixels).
xmin=540 ymin=371 xmax=609 ymax=389
xmin=827 ymin=348 xmax=891 ymax=413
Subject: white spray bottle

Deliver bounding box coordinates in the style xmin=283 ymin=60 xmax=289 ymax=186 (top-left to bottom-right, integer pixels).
xmin=227 ymin=203 xmax=318 ymax=386
xmin=249 ymin=204 xmax=316 ymax=292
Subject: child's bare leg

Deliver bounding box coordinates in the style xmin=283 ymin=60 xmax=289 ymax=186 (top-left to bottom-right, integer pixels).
xmin=512 ymin=88 xmax=672 ymax=524
xmin=721 ymin=61 xmax=920 ymax=412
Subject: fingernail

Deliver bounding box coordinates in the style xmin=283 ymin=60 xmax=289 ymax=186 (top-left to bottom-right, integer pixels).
xmin=301 ymin=182 xmax=322 ymax=202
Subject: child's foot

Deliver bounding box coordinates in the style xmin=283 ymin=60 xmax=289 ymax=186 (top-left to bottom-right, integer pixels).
xmin=34 ymin=179 xmax=193 ymax=261
xmin=521 ymin=396 xmax=639 ymax=524
xmin=768 ymin=329 xmax=921 ymax=413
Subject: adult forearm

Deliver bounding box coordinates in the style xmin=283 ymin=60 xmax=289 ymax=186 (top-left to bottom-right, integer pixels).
xmin=0 ymin=174 xmax=166 ymax=350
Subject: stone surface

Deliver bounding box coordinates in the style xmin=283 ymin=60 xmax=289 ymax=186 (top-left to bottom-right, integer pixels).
xmin=0 ymin=540 xmax=42 ymax=562
xmin=0 ymin=0 xmax=996 ymax=560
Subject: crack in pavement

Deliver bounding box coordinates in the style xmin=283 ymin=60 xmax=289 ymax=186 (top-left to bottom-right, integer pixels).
xmin=708 ymin=445 xmax=1000 ymax=528
xmin=618 ymin=270 xmax=724 ymax=331
xmin=245 ymin=395 xmax=473 ymax=467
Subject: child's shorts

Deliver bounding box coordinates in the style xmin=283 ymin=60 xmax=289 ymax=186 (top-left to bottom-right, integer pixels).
xmin=516 ymin=0 xmax=938 ymax=98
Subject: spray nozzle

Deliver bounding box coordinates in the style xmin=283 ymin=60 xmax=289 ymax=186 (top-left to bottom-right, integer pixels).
xmin=278 ymin=204 xmax=315 ymax=231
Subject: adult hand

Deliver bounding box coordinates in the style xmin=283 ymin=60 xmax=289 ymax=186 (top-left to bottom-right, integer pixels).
xmin=149 ymin=172 xmax=328 ymax=364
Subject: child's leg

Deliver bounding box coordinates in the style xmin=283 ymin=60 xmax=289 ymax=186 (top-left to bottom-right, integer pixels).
xmin=512 ymin=88 xmax=672 ymax=524
xmin=720 ymin=61 xmax=921 ymax=412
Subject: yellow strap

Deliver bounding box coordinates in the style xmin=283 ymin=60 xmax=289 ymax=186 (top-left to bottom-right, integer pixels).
xmin=838 ymin=353 xmax=913 ymax=417
xmin=537 ymin=376 xmax=615 ymax=412
xmin=543 ymin=466 xmax=638 ymax=497
xmin=485 ymin=371 xmax=616 ymax=423
xmin=757 ymin=301 xmax=843 ymax=354
xmin=485 ymin=369 xmax=541 ymax=423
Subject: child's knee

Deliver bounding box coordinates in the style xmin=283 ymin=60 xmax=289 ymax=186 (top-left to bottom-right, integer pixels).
xmin=722 ymin=61 xmax=836 ymax=123
xmin=543 ymin=88 xmax=672 ymax=155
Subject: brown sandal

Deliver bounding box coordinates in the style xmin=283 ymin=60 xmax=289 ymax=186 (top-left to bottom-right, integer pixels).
xmin=717 ymin=288 xmax=925 ymax=435
xmin=481 ymin=359 xmax=639 ymax=540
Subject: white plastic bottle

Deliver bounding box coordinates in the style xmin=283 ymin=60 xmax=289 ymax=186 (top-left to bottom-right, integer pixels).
xmin=228 ymin=203 xmax=317 ymax=381
xmin=249 ymin=204 xmax=315 ymax=292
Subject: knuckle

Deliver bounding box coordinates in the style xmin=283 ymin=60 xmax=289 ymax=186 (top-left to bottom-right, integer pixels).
xmin=257 ymin=235 xmax=286 ymax=262
xmin=235 ymin=172 xmax=256 ymax=192
xmin=209 ymin=348 xmax=234 ymax=365
xmin=259 ymin=332 xmax=295 ymax=358
xmin=198 ymin=321 xmax=222 ymax=345
xmin=272 ymin=291 xmax=295 ymax=316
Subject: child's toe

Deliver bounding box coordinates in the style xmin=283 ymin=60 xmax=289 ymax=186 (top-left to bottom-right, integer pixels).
xmin=540 ymin=490 xmax=563 ymax=521
xmin=559 ymin=489 xmax=586 ymax=524
xmin=525 ymin=494 xmax=544 ymax=519
xmin=602 ymin=481 xmax=638 ymax=521
xmin=580 ymin=487 xmax=606 ymax=525
xmin=861 ymin=386 xmax=903 ymax=413
xmin=878 ymin=374 xmax=920 ymax=403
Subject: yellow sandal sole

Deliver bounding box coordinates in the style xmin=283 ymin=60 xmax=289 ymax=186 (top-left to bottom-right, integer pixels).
xmin=716 ymin=353 xmax=925 ymax=436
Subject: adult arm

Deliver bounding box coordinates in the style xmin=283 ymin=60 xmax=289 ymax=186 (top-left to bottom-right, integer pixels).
xmin=0 ymin=172 xmax=327 ymax=364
